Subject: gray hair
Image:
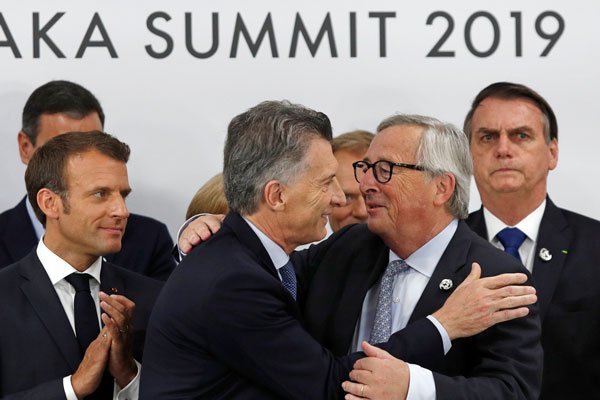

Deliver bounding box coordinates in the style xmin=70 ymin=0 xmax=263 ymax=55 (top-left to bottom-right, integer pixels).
xmin=377 ymin=114 xmax=472 ymax=219
xmin=223 ymin=100 xmax=333 ymax=215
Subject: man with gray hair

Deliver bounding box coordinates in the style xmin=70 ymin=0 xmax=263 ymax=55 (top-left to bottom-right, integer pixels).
xmin=141 ymin=103 xmax=537 ymax=399
xmin=297 ymin=114 xmax=542 ymax=399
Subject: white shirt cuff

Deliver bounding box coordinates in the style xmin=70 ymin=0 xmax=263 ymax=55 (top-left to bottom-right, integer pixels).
xmin=64 ymin=360 xmax=140 ymax=400
xmin=426 ymin=314 xmax=452 ymax=354
xmin=63 ymin=376 xmax=78 ymax=400
xmin=176 ymin=214 xmax=205 ymax=260
xmin=406 ymin=363 xmax=436 ymax=400
xmin=114 ymin=359 xmax=141 ymax=400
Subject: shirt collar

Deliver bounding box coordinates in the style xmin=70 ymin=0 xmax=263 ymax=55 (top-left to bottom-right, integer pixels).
xmin=389 ymin=219 xmax=459 ymax=278
xmin=36 ymin=237 xmax=103 ymax=285
xmin=26 ymin=196 xmax=45 ymax=241
xmin=483 ymin=199 xmax=546 ymax=243
xmin=242 ymin=217 xmax=290 ymax=271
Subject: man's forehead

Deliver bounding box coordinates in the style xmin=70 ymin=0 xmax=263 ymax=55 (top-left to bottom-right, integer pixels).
xmin=36 ymin=112 xmax=103 ymax=145
xmin=473 ymin=97 xmax=544 ymax=126
xmin=366 ymin=125 xmax=421 ymax=160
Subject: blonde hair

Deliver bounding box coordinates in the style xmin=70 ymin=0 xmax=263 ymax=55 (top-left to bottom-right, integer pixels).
xmin=186 ymin=173 xmax=229 ymax=219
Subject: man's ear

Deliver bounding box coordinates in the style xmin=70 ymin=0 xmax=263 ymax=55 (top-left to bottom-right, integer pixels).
xmin=433 ymin=173 xmax=456 ymax=208
xmin=37 ymin=188 xmax=61 ymax=222
xmin=18 ymin=131 xmax=36 ymax=165
xmin=263 ymin=180 xmax=286 ymax=211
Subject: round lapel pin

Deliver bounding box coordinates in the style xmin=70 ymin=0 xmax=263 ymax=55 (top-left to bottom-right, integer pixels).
xmin=539 ymin=248 xmax=552 ymax=262
xmin=439 ymin=279 xmax=453 ymax=291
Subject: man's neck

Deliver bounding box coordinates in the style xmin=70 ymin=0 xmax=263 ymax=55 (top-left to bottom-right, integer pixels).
xmin=480 ymin=190 xmax=546 ymax=226
xmin=245 ymin=212 xmax=294 ymax=255
xmin=42 ymin=235 xmax=96 ymax=272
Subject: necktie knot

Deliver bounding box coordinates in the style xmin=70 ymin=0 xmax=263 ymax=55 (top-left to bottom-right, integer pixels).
xmin=496 ymin=227 xmax=526 ymax=261
xmin=65 ymin=273 xmax=93 ymax=293
xmin=279 ymin=260 xmax=297 ymax=300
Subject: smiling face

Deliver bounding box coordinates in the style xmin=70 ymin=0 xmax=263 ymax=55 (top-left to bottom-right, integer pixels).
xmin=469 ymin=97 xmax=558 ymax=206
xmin=360 ymin=125 xmax=438 ymax=245
xmin=329 ymin=149 xmax=368 ymax=231
xmin=43 ymin=149 xmax=131 ymax=269
xmin=278 ymin=138 xmax=345 ymax=249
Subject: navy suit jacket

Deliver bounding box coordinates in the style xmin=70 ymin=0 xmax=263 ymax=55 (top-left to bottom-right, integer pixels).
xmin=140 ymin=212 xmax=443 ymax=400
xmin=0 ymin=197 xmax=176 ymax=280
xmin=467 ymin=198 xmax=600 ymax=399
xmin=0 ymin=251 xmax=163 ymax=399
xmin=294 ymin=221 xmax=543 ymax=400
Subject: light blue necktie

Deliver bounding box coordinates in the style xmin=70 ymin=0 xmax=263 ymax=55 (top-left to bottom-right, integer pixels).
xmin=369 ymin=259 xmax=410 ymax=344
xmin=496 ymin=227 xmax=527 ymax=262
xmin=279 ymin=260 xmax=297 ymax=300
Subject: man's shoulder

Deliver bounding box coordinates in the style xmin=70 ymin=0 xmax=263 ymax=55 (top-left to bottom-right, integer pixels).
xmin=0 ymin=199 xmax=28 ymax=229
xmin=553 ymin=205 xmax=600 ymax=231
xmin=459 ymin=222 xmax=528 ymax=276
xmin=125 ymin=213 xmax=170 ymax=237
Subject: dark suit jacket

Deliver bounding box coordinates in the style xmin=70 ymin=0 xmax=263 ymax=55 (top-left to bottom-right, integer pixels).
xmin=294 ymin=221 xmax=543 ymax=400
xmin=0 ymin=197 xmax=176 ymax=280
xmin=140 ymin=212 xmax=443 ymax=400
xmin=0 ymin=251 xmax=163 ymax=399
xmin=467 ymin=198 xmax=600 ymax=399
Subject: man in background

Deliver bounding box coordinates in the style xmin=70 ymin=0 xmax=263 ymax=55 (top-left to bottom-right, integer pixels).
xmin=0 ymin=131 xmax=162 ymax=399
xmin=0 ymin=80 xmax=175 ymax=279
xmin=329 ymin=130 xmax=373 ymax=231
xmin=464 ymin=82 xmax=600 ymax=399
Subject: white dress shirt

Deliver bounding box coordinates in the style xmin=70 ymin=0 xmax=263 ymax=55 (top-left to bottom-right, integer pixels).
xmin=351 ymin=219 xmax=459 ymax=400
xmin=36 ymin=239 xmax=140 ymax=400
xmin=483 ymin=200 xmax=546 ymax=273
xmin=243 ymin=217 xmax=290 ymax=279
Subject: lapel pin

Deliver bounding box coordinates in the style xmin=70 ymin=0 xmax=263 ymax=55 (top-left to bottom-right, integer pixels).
xmin=539 ymin=248 xmax=552 ymax=262
xmin=439 ymin=279 xmax=453 ymax=291
xmin=111 ymin=287 xmax=119 ymax=294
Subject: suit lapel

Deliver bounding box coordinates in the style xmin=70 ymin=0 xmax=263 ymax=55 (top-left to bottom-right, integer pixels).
xmin=409 ymin=222 xmax=471 ymax=323
xmin=333 ymin=238 xmax=389 ymax=354
xmin=225 ymin=213 xmax=300 ymax=312
xmin=19 ymin=252 xmax=82 ymax=371
xmin=2 ymin=198 xmax=39 ymax=263
xmin=531 ymin=199 xmax=570 ymax=318
xmin=99 ymin=261 xmax=127 ymax=298
xmin=466 ymin=207 xmax=488 ymax=240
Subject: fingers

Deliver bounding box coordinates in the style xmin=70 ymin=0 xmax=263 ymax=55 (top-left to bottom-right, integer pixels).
xmin=342 ymin=381 xmax=368 ymax=399
xmin=463 ymin=262 xmax=482 ymax=284
xmin=494 ymin=292 xmax=537 ymax=309
xmin=361 ymin=341 xmax=394 ymax=360
xmin=99 ymin=292 xmax=135 ymax=337
xmin=490 ymin=306 xmax=531 ymax=325
xmin=482 ymin=272 xmax=529 ymax=289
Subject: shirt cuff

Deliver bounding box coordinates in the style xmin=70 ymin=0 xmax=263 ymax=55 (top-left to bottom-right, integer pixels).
xmin=426 ymin=315 xmax=452 ymax=355
xmin=176 ymin=214 xmax=205 ymax=260
xmin=63 ymin=376 xmax=78 ymax=400
xmin=406 ymin=363 xmax=436 ymax=400
xmin=114 ymin=359 xmax=141 ymax=400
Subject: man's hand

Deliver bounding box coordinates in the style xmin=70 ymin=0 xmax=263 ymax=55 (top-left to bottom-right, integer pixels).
xmin=178 ymin=214 xmax=225 ymax=254
xmin=100 ymin=291 xmax=137 ymax=389
xmin=433 ymin=262 xmax=537 ymax=340
xmin=71 ymin=327 xmax=111 ymax=398
xmin=342 ymin=341 xmax=409 ymax=400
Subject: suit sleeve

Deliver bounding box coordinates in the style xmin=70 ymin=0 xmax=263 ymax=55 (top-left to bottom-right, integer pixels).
xmin=1 ymin=379 xmax=66 ymax=400
xmin=146 ymin=222 xmax=176 ymax=280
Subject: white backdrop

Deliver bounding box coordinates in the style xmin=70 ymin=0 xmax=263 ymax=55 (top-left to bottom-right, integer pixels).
xmin=1 ymin=0 xmax=598 ymax=237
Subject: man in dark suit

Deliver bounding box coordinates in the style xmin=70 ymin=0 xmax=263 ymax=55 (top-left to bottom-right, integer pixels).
xmin=0 ymin=131 xmax=162 ymax=399
xmin=0 ymin=80 xmax=175 ymax=280
xmin=291 ymin=115 xmax=542 ymax=400
xmin=141 ymin=102 xmax=536 ymax=399
xmin=463 ymin=82 xmax=600 ymax=399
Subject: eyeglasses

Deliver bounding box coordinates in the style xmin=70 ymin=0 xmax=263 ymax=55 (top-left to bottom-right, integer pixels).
xmin=352 ymin=160 xmax=425 ymax=184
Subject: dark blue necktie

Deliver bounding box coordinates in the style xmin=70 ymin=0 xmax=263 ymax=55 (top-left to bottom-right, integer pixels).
xmin=279 ymin=260 xmax=297 ymax=300
xmin=496 ymin=227 xmax=527 ymax=262
xmin=64 ymin=273 xmax=99 ymax=354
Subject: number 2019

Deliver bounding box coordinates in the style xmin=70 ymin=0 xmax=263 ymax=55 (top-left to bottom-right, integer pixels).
xmin=426 ymin=11 xmax=564 ymax=57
